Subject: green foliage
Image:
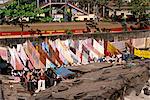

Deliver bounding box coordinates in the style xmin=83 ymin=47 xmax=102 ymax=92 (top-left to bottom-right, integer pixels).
xmin=40 ymin=16 xmax=53 ymax=23
xmin=0 ymin=1 xmax=51 ymax=22
xmin=66 ymin=29 xmax=73 ymax=35
xmin=131 ymin=0 xmax=149 ymax=16
xmin=116 ymin=0 xmax=123 ymax=9
xmin=1 ymin=1 xmax=36 ymax=17
xmin=60 ymin=18 xmax=65 ymax=22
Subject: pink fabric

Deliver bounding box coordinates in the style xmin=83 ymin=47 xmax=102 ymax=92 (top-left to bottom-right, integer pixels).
xmin=17 ymin=44 xmax=29 ymax=66
xmin=13 ymin=47 xmax=25 ymax=70
xmin=83 ymin=41 xmax=103 ymax=59
xmin=8 ymin=47 xmax=16 ymax=70
xmin=0 ymin=47 xmax=8 ymax=61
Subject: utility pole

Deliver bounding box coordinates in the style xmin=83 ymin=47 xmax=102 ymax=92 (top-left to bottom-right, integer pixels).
xmin=37 ymin=0 xmax=39 ymax=8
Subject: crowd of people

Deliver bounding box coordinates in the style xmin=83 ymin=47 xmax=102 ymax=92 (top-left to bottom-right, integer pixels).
xmin=11 ymin=67 xmax=58 ymax=94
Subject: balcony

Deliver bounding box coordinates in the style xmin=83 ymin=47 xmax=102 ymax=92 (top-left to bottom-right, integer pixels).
xmin=39 ymin=0 xmax=67 ymax=8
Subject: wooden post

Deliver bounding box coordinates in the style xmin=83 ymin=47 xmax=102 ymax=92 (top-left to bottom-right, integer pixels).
xmin=88 ymin=3 xmax=90 ymax=14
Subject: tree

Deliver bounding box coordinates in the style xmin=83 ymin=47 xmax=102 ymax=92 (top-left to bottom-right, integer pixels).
xmin=0 ymin=0 xmax=52 ymax=22
xmin=0 ymin=1 xmax=51 ymax=30
xmin=131 ymin=0 xmax=149 ymax=16
xmin=116 ymin=0 xmax=123 ymax=10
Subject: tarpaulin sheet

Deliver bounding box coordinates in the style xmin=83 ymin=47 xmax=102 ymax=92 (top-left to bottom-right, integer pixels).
xmin=56 ymin=67 xmax=75 ymax=78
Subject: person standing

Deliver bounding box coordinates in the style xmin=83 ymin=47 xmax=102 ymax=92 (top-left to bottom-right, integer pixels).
xmin=121 ymin=13 xmax=127 ymax=32
xmin=35 ymin=69 xmax=46 ymax=93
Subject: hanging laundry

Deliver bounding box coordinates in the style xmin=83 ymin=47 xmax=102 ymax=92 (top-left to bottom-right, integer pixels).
xmin=76 ymin=49 xmax=82 ymax=64
xmin=107 ymin=41 xmax=121 ymax=55
xmin=38 ymin=45 xmax=57 ymax=68
xmin=75 ymin=40 xmax=83 ymax=64
xmin=56 ymin=39 xmax=74 ymax=64
xmin=17 ymin=44 xmax=29 ymax=66
xmin=13 ymin=47 xmax=25 ymax=70
xmin=8 ymin=47 xmax=16 ymax=70
xmin=49 ymin=40 xmax=56 ymax=51
xmin=62 ymin=40 xmax=78 ymax=64
xmin=15 ymin=57 xmax=24 ymax=70
xmin=41 ymin=41 xmax=50 ymax=55
xmin=47 ymin=40 xmax=63 ymax=66
xmin=93 ymin=39 xmax=104 ymax=55
xmin=25 ymin=41 xmax=44 ymax=69
xmin=112 ymin=41 xmax=126 ymax=52
xmin=82 ymin=51 xmax=89 ymax=65
xmin=132 ymin=38 xmax=147 ymax=49
xmin=55 ymin=42 xmax=68 ymax=65
xmin=0 ymin=46 xmax=8 ymax=61
xmin=27 ymin=60 xmax=34 ymax=70
xmin=83 ymin=40 xmax=102 ymax=60
xmin=46 ymin=58 xmax=57 ymax=70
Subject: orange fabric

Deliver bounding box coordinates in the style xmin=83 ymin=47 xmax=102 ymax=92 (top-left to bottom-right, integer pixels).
xmin=48 ymin=42 xmax=63 ymax=66
xmin=38 ymin=45 xmax=56 ymax=66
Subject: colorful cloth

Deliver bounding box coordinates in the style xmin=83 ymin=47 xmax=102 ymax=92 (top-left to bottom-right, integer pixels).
xmin=0 ymin=47 xmax=8 ymax=61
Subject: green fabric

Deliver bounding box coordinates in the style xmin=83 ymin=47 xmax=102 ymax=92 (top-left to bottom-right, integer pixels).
xmin=121 ymin=17 xmax=126 ymax=25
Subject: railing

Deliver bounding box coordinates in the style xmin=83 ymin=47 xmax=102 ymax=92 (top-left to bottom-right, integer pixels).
xmin=39 ymin=0 xmax=67 ymax=8
xmin=0 ymin=30 xmax=149 ymax=46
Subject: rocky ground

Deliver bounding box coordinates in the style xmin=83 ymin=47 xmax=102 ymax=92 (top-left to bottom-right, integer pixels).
xmin=0 ymin=59 xmax=149 ymax=100
xmin=34 ymin=59 xmax=150 ymax=100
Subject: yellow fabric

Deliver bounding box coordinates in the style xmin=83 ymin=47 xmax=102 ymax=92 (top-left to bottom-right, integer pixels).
xmin=107 ymin=42 xmax=120 ymax=55
xmin=134 ymin=49 xmax=150 ymax=58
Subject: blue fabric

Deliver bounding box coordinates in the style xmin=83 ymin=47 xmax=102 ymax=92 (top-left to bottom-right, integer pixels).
xmin=56 ymin=66 xmax=75 ymax=77
xmin=49 ymin=61 xmax=57 ymax=70
xmin=41 ymin=42 xmax=50 ymax=55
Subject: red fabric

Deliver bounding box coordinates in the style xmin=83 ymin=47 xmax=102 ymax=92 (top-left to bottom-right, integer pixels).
xmin=40 ymin=74 xmax=45 ymax=80
xmin=104 ymin=50 xmax=111 ymax=56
